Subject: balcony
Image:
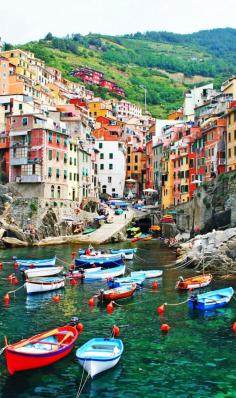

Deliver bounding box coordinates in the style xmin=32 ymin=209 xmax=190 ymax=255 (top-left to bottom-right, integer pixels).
xmin=16 ymin=175 xmax=42 ymax=183
xmin=11 ymin=157 xmax=28 ymax=166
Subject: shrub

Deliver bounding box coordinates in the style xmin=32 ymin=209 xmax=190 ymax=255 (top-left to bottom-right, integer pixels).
xmin=30 ymin=200 xmax=38 ymax=212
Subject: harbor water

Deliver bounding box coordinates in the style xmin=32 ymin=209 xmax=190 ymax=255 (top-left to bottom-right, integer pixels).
xmin=0 ymin=241 xmax=236 ymax=398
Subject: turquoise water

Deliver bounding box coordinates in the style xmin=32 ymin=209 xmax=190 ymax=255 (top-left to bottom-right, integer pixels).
xmin=0 ymin=241 xmax=236 ymax=398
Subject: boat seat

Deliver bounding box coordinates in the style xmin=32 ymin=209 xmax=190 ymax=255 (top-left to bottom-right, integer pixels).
xmin=91 ymin=345 xmax=116 ymax=350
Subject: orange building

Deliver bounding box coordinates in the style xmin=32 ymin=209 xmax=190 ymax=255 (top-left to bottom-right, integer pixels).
xmin=0 ymin=57 xmax=9 ymax=95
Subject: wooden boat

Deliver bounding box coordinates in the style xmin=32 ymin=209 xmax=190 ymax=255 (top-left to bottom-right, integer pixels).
xmin=188 ymin=287 xmax=234 ymax=311
xmin=17 ymin=257 xmax=56 ymax=270
xmin=107 ymin=275 xmax=145 ymax=288
xmin=98 ymin=283 xmax=136 ymax=301
xmin=75 ymin=253 xmax=124 ymax=269
xmin=110 ymin=248 xmax=137 ymax=260
xmin=76 ymin=338 xmax=124 ymax=378
xmin=131 ymin=270 xmax=163 ymax=278
xmin=176 ymin=274 xmax=212 ymax=290
xmin=25 ymin=277 xmax=65 ymax=294
xmin=24 ymin=266 xmax=64 ymax=279
xmin=5 ymin=325 xmax=80 ymax=375
xmin=84 ymin=265 xmax=126 ymax=281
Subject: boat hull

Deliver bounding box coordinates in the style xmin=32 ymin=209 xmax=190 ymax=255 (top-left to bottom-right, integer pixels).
xmin=25 ymin=278 xmax=65 ymax=294
xmin=98 ymin=284 xmax=136 ymax=301
xmin=131 ymin=270 xmax=163 ymax=279
xmin=188 ymin=287 xmax=234 ymax=310
xmin=84 ymin=265 xmax=126 ymax=281
xmin=78 ymin=356 xmax=121 ymax=378
xmin=5 ymin=326 xmax=79 ymax=375
xmin=176 ymin=274 xmax=212 ymax=290
xmin=75 ymin=254 xmax=123 ymax=269
xmin=18 ymin=257 xmax=56 ymax=270
xmin=24 ymin=267 xmax=63 ymax=279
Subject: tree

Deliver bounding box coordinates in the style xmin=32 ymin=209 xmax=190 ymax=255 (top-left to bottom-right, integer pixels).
xmin=44 ymin=32 xmax=53 ymax=40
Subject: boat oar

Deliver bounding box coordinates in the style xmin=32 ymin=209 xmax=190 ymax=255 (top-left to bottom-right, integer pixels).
xmin=13 ymin=328 xmax=60 ymax=349
xmin=51 ymin=332 xmax=74 ymax=350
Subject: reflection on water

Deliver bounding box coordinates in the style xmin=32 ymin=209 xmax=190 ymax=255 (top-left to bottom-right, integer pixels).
xmin=0 ymin=241 xmax=236 ymax=398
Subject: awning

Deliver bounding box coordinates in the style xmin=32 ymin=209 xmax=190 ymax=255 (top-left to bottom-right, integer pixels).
xmin=10 ymin=131 xmax=28 ymax=136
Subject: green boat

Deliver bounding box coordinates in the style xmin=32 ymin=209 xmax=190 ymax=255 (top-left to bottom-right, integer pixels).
xmin=115 ymin=208 xmax=124 ymax=215
xmin=82 ymin=227 xmax=97 ymax=235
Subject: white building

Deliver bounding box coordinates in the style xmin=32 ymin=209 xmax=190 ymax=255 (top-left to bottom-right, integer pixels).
xmin=183 ymin=83 xmax=214 ymax=121
xmin=94 ymin=140 xmax=126 ymax=198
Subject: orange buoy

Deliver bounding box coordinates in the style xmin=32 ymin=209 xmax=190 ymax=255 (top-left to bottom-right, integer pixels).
xmin=232 ymin=322 xmax=236 ymax=333
xmin=8 ymin=274 xmax=14 ymax=284
xmin=0 ymin=262 xmax=3 ymax=270
xmin=161 ymin=323 xmax=170 ymax=333
xmin=152 ymin=281 xmax=158 ymax=289
xmin=14 ymin=262 xmax=19 ymax=270
xmin=13 ymin=277 xmax=19 ymax=285
xmin=71 ymin=252 xmax=76 ymax=259
xmin=70 ymin=264 xmax=75 ymax=270
xmin=157 ymin=304 xmax=165 ymax=315
xmin=4 ymin=293 xmax=10 ymax=305
xmin=70 ymin=278 xmax=77 ymax=286
xmin=76 ymin=323 xmax=84 ymax=332
xmin=53 ymin=295 xmax=60 ymax=303
xmin=29 ymin=263 xmax=34 ymax=268
xmin=112 ymin=325 xmax=120 ymax=337
xmin=106 ymin=301 xmax=114 ymax=313
xmin=88 ymin=297 xmax=95 ymax=306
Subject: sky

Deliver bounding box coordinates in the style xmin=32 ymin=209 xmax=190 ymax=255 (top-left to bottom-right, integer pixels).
xmin=1 ymin=0 xmax=236 ymax=44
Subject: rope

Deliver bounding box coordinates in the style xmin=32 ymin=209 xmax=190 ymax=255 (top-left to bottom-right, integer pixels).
xmin=77 ymin=360 xmax=86 ymax=397
xmin=164 ymin=298 xmax=189 ymax=306
xmin=8 ymin=284 xmax=25 ymax=297
xmin=57 ymin=257 xmax=72 ymax=266
xmin=170 ymin=258 xmax=195 ymax=270
xmin=76 ymin=372 xmax=90 ymax=397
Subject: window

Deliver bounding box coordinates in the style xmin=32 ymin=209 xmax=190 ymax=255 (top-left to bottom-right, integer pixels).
xmin=100 ymin=153 xmax=104 ymax=159
xmin=99 ymin=142 xmax=103 ymax=149
xmin=202 ymin=158 xmax=205 ymax=166
xmin=189 ymin=159 xmax=194 ymax=168
xmin=48 ymin=150 xmax=53 ymax=161
xmin=212 ymin=148 xmax=214 ymax=156
xmin=56 ymin=134 xmax=60 ymax=144
xmin=112 ymin=188 xmax=115 ymax=192
xmin=69 ymin=157 xmax=73 ymax=165
xmin=108 ymin=176 xmax=112 ymax=183
xmin=48 ymin=167 xmax=52 ymax=177
xmin=109 ymin=164 xmax=113 ymax=170
xmin=74 ymin=173 xmax=77 ymax=181
xmin=69 ymin=172 xmax=72 ymax=181
xmin=134 ymin=165 xmax=138 ymax=171
xmin=127 ymin=165 xmax=131 ymax=171
xmin=74 ymin=145 xmax=76 ymax=152
xmin=127 ymin=155 xmax=131 ymax=163
xmin=109 ymin=153 xmax=113 ymax=159
xmin=127 ymin=146 xmax=131 ymax=154
xmin=234 ymin=112 xmax=236 ymax=122
xmin=64 ymin=153 xmax=67 ymax=163
xmin=100 ymin=164 xmax=104 ymax=170
xmin=197 ymin=159 xmax=200 ymax=168
xmin=74 ymin=158 xmax=77 ymax=166
xmin=135 ymin=155 xmax=138 ymax=163
xmin=234 ymin=146 xmax=236 ymax=157
xmin=234 ymin=130 xmax=236 ymax=140
xmin=64 ymin=138 xmax=68 ymax=147
xmin=70 ymin=143 xmax=73 ymax=151
xmin=191 ymin=174 xmax=195 ymax=182
xmin=229 ymin=133 xmax=231 ymax=142
xmin=22 ymin=117 xmax=28 ymax=126
xmin=56 ymin=151 xmax=60 ymax=161
xmin=57 ymin=186 xmax=61 ymax=199
xmin=51 ymin=185 xmax=54 ymax=198
xmin=56 ymin=169 xmax=60 ymax=178
xmin=64 ymin=170 xmax=67 ymax=180
xmin=48 ymin=132 xmax=53 ymax=143
xmin=19 ymin=104 xmax=23 ymax=110
xmin=228 ymin=148 xmax=231 ymax=158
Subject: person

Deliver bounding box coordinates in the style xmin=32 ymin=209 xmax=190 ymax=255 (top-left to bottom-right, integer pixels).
xmin=125 ymin=213 xmax=127 ymax=220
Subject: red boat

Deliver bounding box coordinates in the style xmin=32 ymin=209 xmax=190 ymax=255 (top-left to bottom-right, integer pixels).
xmin=98 ymin=283 xmax=136 ymax=301
xmin=176 ymin=274 xmax=212 ymax=290
xmin=5 ymin=324 xmax=81 ymax=375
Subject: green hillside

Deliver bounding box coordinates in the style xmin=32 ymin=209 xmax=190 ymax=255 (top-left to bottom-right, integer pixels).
xmin=15 ymin=28 xmax=236 ymax=117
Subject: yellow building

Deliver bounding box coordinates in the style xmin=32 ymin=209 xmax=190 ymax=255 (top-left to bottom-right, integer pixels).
xmin=88 ymin=99 xmax=114 ymax=119
xmin=126 ymin=144 xmax=146 ymax=196
xmin=226 ymin=107 xmax=236 ymax=171
xmin=222 ymin=76 xmax=236 ymax=97
xmin=161 ymin=150 xmax=174 ymax=209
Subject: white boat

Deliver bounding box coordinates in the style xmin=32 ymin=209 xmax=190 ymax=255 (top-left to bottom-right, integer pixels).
xmin=25 ymin=277 xmax=65 ymax=294
xmin=84 ymin=265 xmax=125 ymax=281
xmin=76 ymin=338 xmax=124 ymax=378
xmin=131 ymin=270 xmax=163 ymax=278
xmin=24 ymin=266 xmax=64 ymax=279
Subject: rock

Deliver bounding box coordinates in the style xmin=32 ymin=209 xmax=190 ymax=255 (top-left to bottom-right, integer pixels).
xmin=3 ymin=225 xmax=28 ymax=242
xmin=2 ymin=237 xmax=28 ymax=247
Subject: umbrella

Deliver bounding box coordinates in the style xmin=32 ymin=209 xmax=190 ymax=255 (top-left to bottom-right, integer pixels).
xmin=143 ymin=188 xmax=158 ymax=193
xmin=192 ymin=180 xmax=202 ymax=184
xmin=126 ymin=178 xmax=136 ymax=183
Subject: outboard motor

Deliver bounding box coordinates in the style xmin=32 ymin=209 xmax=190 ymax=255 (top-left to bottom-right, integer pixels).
xmin=191 ymin=294 xmax=198 ymax=310
xmin=69 ymin=316 xmax=80 ymax=326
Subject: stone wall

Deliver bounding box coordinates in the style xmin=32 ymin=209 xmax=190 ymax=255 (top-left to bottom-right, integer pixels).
xmin=175 ymin=170 xmax=236 ymax=235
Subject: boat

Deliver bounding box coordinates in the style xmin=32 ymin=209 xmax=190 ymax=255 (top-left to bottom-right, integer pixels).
xmin=5 ymin=323 xmax=80 ymax=375
xmin=82 ymin=227 xmax=97 ymax=235
xmin=142 ymin=236 xmax=153 ymax=241
xmin=67 ymin=267 xmax=102 ymax=279
xmin=98 ymin=283 xmax=136 ymax=301
xmin=115 ymin=208 xmax=124 ymax=215
xmin=17 ymin=257 xmax=56 ymax=270
xmin=134 ymin=232 xmax=142 ymax=238
xmin=188 ymin=287 xmax=234 ymax=311
xmin=84 ymin=265 xmax=126 ymax=281
xmin=76 ymin=338 xmax=124 ymax=378
xmin=176 ymin=274 xmax=213 ymax=290
xmin=149 ymin=225 xmax=161 ymax=231
xmin=25 ymin=277 xmax=65 ymax=294
xmin=24 ymin=266 xmax=64 ymax=279
xmin=110 ymin=248 xmax=137 ymax=260
xmin=131 ymin=270 xmax=163 ymax=278
xmin=75 ymin=253 xmax=124 ymax=269
xmin=107 ymin=275 xmax=145 ymax=288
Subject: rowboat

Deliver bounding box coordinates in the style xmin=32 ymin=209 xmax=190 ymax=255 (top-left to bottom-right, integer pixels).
xmin=76 ymin=338 xmax=124 ymax=378
xmin=75 ymin=253 xmax=124 ymax=269
xmin=17 ymin=257 xmax=56 ymax=270
xmin=84 ymin=265 xmax=126 ymax=281
xmin=24 ymin=266 xmax=64 ymax=279
xmin=107 ymin=275 xmax=145 ymax=288
xmin=98 ymin=283 xmax=136 ymax=301
xmin=5 ymin=324 xmax=80 ymax=375
xmin=131 ymin=270 xmax=163 ymax=279
xmin=176 ymin=274 xmax=212 ymax=290
xmin=82 ymin=227 xmax=97 ymax=235
xmin=25 ymin=277 xmax=65 ymax=294
xmin=188 ymin=287 xmax=234 ymax=311
xmin=110 ymin=248 xmax=137 ymax=260
xmin=142 ymin=236 xmax=153 ymax=241
xmin=67 ymin=267 xmax=102 ymax=279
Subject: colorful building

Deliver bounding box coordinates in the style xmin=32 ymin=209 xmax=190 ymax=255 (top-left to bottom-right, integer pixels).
xmin=226 ymin=103 xmax=236 ymax=171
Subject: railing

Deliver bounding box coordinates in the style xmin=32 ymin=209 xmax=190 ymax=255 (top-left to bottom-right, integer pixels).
xmin=16 ymin=175 xmax=42 ymax=183
xmin=11 ymin=157 xmax=28 ymax=166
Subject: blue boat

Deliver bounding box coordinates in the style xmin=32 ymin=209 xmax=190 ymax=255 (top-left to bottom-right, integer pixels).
xmin=17 ymin=257 xmax=56 ymax=270
xmin=84 ymin=265 xmax=126 ymax=281
xmin=110 ymin=248 xmax=137 ymax=260
xmin=107 ymin=275 xmax=145 ymax=289
xmin=188 ymin=287 xmax=234 ymax=311
xmin=75 ymin=253 xmax=123 ymax=269
xmin=76 ymin=338 xmax=124 ymax=378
